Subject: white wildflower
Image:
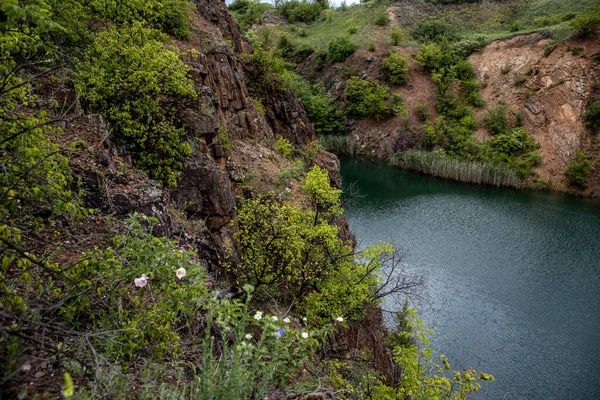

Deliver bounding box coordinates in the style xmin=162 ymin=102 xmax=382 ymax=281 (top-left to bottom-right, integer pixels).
xmin=336 ymin=317 xmax=344 ymax=323
xmin=254 ymin=311 xmax=263 ymax=321
xmin=134 ymin=275 xmax=148 ymax=288
xmin=244 ymin=333 xmax=252 ymax=340
xmin=271 ymin=316 xmax=278 ymax=321
xmin=176 ymin=267 xmax=187 ymax=279
xmin=283 ymin=317 xmax=290 ymax=324
xmin=301 ymin=332 xmax=309 ymax=339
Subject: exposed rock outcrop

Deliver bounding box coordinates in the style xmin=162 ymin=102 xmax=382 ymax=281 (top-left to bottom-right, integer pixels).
xmin=469 ymin=31 xmax=600 ymax=191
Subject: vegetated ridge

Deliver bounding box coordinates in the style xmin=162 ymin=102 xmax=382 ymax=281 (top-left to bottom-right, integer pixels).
xmin=237 ymin=0 xmax=600 ymax=195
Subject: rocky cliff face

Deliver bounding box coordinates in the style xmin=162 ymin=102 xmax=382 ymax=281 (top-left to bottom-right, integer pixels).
xmin=73 ymin=0 xmax=343 ymax=272
xmin=469 ymin=31 xmax=600 ymax=193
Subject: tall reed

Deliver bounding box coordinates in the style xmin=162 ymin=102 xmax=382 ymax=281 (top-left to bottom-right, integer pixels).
xmin=398 ymin=150 xmax=522 ymax=188
xmin=318 ymin=135 xmax=359 ymax=155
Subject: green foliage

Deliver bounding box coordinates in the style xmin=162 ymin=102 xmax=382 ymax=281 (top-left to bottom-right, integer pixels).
xmin=277 ymin=0 xmax=329 ymax=24
xmin=569 ymin=11 xmax=600 ymax=37
xmin=344 ymin=77 xmax=394 ymax=121
xmin=76 ymin=24 xmax=196 ymax=187
xmin=483 ymin=105 xmax=510 ymax=135
xmin=234 ymin=167 xmax=384 ymax=320
xmin=289 ymin=73 xmax=346 ymax=135
xmin=86 ymin=0 xmax=194 ymax=39
xmin=393 ymin=307 xmax=494 ymax=399
xmin=583 ymin=100 xmax=600 ymax=133
xmin=565 ymin=151 xmax=591 ymax=187
xmin=230 ymin=0 xmax=274 ymax=32
xmin=411 ymin=20 xmax=459 ymax=44
xmin=275 ymin=136 xmax=295 ymax=159
xmin=61 ymin=214 xmax=208 ymax=359
xmin=368 ymin=41 xmax=376 ymax=51
xmin=390 ymin=28 xmax=405 ymax=45
xmin=327 ymin=36 xmax=357 ymax=63
xmin=373 ymin=11 xmax=389 ymax=26
xmin=415 ymin=103 xmax=431 ymax=122
xmin=243 ymin=45 xmax=292 ymax=98
xmin=382 ymin=51 xmax=409 ymax=85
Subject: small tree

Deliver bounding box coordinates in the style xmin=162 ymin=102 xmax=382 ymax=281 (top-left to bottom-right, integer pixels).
xmin=328 ymin=36 xmax=357 ymax=63
xmin=390 ymin=28 xmax=405 ymax=45
xmin=382 ymin=51 xmax=409 ymax=85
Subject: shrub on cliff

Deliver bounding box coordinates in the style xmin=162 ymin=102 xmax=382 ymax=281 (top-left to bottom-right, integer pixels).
xmin=584 ymin=100 xmax=600 ymax=134
xmin=382 ymin=51 xmax=409 ymax=85
xmin=566 ymin=151 xmax=591 ymax=187
xmin=289 ymin=74 xmax=346 ymax=135
xmin=76 ymin=23 xmax=197 ymax=187
xmin=344 ymin=77 xmax=393 ymax=121
xmin=328 ymin=36 xmax=357 ymax=63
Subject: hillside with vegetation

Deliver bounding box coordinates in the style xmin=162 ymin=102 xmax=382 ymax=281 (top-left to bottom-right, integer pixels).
xmin=231 ymin=0 xmax=600 ymax=194
xmin=0 ymin=0 xmax=498 ymax=399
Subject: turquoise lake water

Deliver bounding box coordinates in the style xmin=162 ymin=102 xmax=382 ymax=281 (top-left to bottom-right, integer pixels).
xmin=340 ymin=156 xmax=600 ymax=399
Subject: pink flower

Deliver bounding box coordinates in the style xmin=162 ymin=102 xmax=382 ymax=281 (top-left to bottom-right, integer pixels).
xmin=134 ymin=274 xmax=148 ymax=288
xmin=176 ymin=267 xmax=187 ymax=280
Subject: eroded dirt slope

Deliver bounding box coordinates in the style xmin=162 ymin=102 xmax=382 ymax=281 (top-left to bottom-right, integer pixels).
xmin=469 ymin=29 xmax=600 ymax=193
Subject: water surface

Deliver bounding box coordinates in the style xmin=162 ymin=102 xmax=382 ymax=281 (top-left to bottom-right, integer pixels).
xmin=340 ymin=156 xmax=600 ymax=399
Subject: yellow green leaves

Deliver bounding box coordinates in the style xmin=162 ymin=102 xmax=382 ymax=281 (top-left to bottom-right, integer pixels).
xmin=76 ymin=23 xmax=196 ymax=187
xmin=301 ymin=166 xmax=342 ymax=218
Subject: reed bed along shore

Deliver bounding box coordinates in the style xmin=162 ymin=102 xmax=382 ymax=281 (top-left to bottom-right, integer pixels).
xmin=396 ymin=150 xmax=522 ymax=188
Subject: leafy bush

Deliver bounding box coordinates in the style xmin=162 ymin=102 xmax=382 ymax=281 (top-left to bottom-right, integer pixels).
xmin=234 ymin=167 xmax=384 ymax=319
xmin=411 ymin=20 xmax=459 ymax=44
xmin=382 ymin=51 xmax=409 ymax=85
xmin=374 ymin=11 xmax=389 ymax=26
xmin=583 ymin=100 xmax=600 ymax=133
xmin=77 ymin=24 xmax=196 ymax=187
xmin=570 ymin=11 xmax=600 ymax=37
xmin=565 ymin=151 xmax=591 ymax=187
xmin=289 ymin=74 xmax=346 ymax=135
xmin=390 ymin=28 xmax=405 ymax=45
xmin=229 ymin=0 xmax=274 ymax=32
xmin=483 ymin=105 xmax=510 ymax=135
xmin=328 ymin=36 xmax=357 ymax=63
xmin=278 ymin=0 xmax=328 ymax=24
xmin=345 ymin=77 xmax=393 ymax=121
xmin=87 ymin=0 xmax=194 ymax=38
xmin=275 ymin=136 xmax=295 ymax=159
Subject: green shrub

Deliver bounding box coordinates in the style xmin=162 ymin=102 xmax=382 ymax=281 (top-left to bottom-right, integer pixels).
xmin=583 ymin=100 xmax=600 ymax=133
xmin=76 ymin=24 xmax=196 ymax=187
xmin=278 ymin=0 xmax=328 ymax=24
xmin=382 ymin=51 xmax=409 ymax=85
xmin=368 ymin=41 xmax=376 ymax=51
xmin=566 ymin=151 xmax=591 ymax=187
xmin=483 ymin=105 xmax=510 ymax=135
xmin=415 ymin=104 xmax=430 ymax=122
xmin=410 ymin=20 xmax=458 ymax=44
xmin=289 ymin=73 xmax=346 ymax=135
xmin=348 ymin=26 xmax=358 ymax=34
xmin=570 ymin=12 xmax=600 ymax=37
xmin=328 ymin=36 xmax=357 ymax=63
xmin=391 ymin=94 xmax=408 ymax=118
xmin=229 ymin=0 xmax=274 ymax=32
xmin=88 ymin=0 xmax=194 ymax=39
xmin=275 ymin=136 xmax=295 ymax=159
xmin=234 ymin=167 xmax=384 ymax=319
xmin=374 ymin=11 xmax=389 ymax=26
xmin=345 ymin=77 xmax=393 ymax=121
xmin=390 ymin=28 xmax=405 ymax=45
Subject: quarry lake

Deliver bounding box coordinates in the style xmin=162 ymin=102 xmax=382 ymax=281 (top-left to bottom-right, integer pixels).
xmin=340 ymin=156 xmax=600 ymax=399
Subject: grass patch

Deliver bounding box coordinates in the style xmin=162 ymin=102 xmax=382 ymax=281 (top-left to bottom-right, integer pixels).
xmin=399 ymin=150 xmax=522 ymax=188
xmin=318 ymin=135 xmax=359 ymax=155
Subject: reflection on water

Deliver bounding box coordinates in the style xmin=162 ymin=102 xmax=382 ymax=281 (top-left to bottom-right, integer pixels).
xmin=340 ymin=156 xmax=600 ymax=400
